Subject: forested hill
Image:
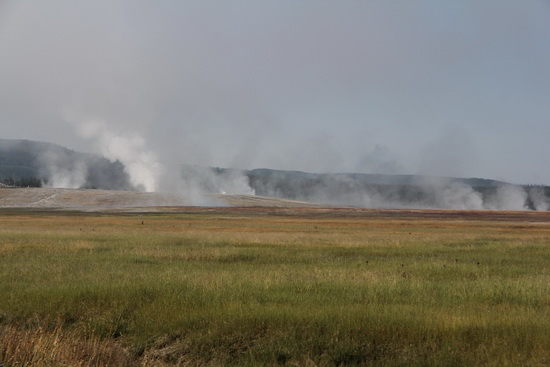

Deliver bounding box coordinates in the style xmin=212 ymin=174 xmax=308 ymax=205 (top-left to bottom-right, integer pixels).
xmin=0 ymin=139 xmax=133 ymax=190
xmin=243 ymin=169 xmax=550 ymax=210
xmin=246 ymin=168 xmax=509 ymax=190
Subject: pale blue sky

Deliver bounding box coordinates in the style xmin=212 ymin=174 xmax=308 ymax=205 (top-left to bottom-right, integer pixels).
xmin=1 ymin=1 xmax=549 ymax=184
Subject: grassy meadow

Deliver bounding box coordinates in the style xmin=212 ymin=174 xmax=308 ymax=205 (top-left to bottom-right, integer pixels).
xmin=0 ymin=207 xmax=548 ymax=366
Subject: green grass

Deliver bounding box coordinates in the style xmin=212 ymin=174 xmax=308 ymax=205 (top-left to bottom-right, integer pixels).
xmin=0 ymin=209 xmax=549 ymax=366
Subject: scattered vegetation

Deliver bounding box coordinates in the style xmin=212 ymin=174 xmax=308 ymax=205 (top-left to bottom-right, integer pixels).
xmin=0 ymin=208 xmax=549 ymax=366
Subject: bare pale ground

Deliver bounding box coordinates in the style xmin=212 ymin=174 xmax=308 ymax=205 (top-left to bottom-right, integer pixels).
xmin=0 ymin=188 xmax=325 ymax=210
xmin=3 ymin=188 xmax=550 ymax=225
xmin=0 ymin=188 xmax=188 ymax=209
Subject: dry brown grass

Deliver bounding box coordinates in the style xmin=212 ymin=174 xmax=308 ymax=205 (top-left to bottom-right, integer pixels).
xmin=0 ymin=323 xmax=132 ymax=366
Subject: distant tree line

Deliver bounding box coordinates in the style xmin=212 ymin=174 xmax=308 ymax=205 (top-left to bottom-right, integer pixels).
xmin=245 ymin=169 xmax=550 ymax=210
xmin=1 ymin=176 xmax=42 ymax=188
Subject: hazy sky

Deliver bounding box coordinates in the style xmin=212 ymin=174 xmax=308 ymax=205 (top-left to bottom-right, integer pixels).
xmin=1 ymin=1 xmax=549 ymax=184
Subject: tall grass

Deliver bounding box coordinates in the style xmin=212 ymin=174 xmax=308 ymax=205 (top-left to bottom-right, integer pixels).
xmin=0 ymin=209 xmax=549 ymax=366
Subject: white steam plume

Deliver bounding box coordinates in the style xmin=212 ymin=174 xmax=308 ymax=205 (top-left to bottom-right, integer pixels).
xmin=437 ymin=182 xmax=484 ymax=210
xmin=159 ymin=165 xmax=255 ymax=206
xmin=484 ymin=185 xmax=527 ymax=211
xmin=64 ymin=116 xmax=256 ymax=204
xmin=39 ymin=149 xmax=87 ymax=188
xmin=528 ymin=187 xmax=550 ymax=211
xmin=71 ymin=119 xmax=161 ymax=192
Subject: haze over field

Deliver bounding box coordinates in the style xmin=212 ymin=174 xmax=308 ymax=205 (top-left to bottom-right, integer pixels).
xmin=1 ymin=139 xmax=549 ymax=211
xmin=1 ymin=1 xmax=550 ymax=191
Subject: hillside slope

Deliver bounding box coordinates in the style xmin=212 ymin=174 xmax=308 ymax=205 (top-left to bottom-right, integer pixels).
xmin=0 ymin=139 xmax=133 ymax=190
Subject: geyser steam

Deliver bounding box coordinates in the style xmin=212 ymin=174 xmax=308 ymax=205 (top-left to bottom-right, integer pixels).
xmin=72 ymin=119 xmax=161 ymax=192
xmin=39 ymin=148 xmax=87 ymax=189
xmin=64 ymin=117 xmax=256 ymax=203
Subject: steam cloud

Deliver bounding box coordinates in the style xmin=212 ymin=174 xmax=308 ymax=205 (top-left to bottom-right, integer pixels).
xmin=528 ymin=187 xmax=550 ymax=211
xmin=40 ymin=149 xmax=87 ymax=189
xmin=63 ymin=117 xmax=255 ymax=204
xmin=72 ymin=119 xmax=161 ymax=192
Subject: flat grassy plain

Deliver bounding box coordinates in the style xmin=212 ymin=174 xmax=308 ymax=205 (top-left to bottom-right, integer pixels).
xmin=0 ymin=207 xmax=548 ymax=366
